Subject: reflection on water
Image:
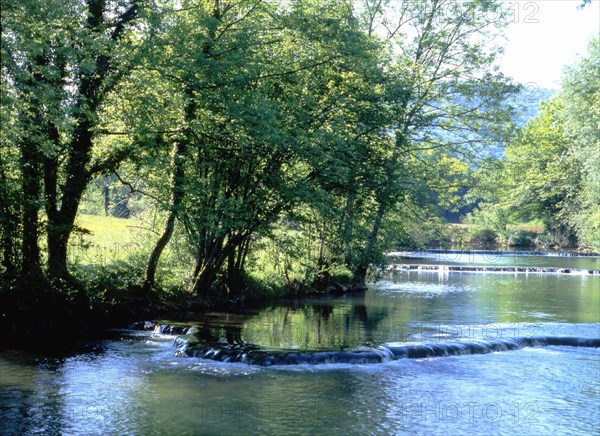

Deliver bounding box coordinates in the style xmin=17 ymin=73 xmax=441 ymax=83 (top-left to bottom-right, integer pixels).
xmin=1 ymin=253 xmax=599 ymax=435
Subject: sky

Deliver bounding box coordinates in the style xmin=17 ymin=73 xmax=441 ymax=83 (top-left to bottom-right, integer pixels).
xmin=498 ymin=0 xmax=599 ymax=89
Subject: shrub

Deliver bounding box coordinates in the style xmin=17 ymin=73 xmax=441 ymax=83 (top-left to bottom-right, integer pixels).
xmin=507 ymin=230 xmax=537 ymax=247
xmin=469 ymin=228 xmax=498 ymax=246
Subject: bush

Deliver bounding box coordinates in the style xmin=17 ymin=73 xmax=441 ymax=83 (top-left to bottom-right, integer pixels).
xmin=574 ymin=208 xmax=600 ymax=250
xmin=533 ymin=227 xmax=577 ymax=248
xmin=469 ymin=228 xmax=498 ymax=246
xmin=445 ymin=225 xmax=471 ymax=248
xmin=463 ymin=204 xmax=512 ymax=243
xmin=507 ymin=230 xmax=537 ymax=247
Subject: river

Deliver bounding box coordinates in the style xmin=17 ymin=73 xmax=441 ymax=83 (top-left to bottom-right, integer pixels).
xmin=1 ymin=250 xmax=599 ymax=435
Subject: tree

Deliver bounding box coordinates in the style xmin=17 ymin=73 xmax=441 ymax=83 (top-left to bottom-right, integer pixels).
xmin=342 ymin=0 xmax=518 ymax=282
xmin=472 ymin=38 xmax=600 ymax=249
xmin=559 ymin=38 xmax=600 ymax=248
xmin=1 ymin=0 xmax=146 ymax=281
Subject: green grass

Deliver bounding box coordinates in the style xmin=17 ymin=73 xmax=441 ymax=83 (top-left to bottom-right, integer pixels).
xmin=75 ymin=213 xmax=141 ymax=244
xmin=450 ymin=220 xmax=544 ymax=232
xmin=515 ymin=220 xmax=544 ymax=232
xmin=68 ymin=213 xmax=153 ymax=266
xmin=69 ymin=213 xmax=194 ymax=293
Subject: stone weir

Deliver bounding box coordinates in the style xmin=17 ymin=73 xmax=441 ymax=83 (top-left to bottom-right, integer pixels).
xmin=386 ymin=264 xmax=600 ymax=275
xmin=387 ymin=249 xmax=600 ymax=258
xmin=129 ymin=322 xmax=600 ymax=367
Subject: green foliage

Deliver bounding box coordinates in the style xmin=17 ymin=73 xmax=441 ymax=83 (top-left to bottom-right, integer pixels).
xmin=0 ymin=0 xmax=530 ymax=308
xmin=468 ymin=38 xmax=600 ymax=250
xmin=469 ymin=227 xmax=498 ymax=246
xmin=507 ymin=230 xmax=537 ymax=247
xmin=464 ymin=204 xmax=511 ymax=243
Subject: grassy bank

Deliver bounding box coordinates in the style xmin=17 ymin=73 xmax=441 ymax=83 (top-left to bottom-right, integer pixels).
xmin=5 ymin=212 xmax=591 ymax=348
xmin=0 ymin=213 xmax=366 ymax=347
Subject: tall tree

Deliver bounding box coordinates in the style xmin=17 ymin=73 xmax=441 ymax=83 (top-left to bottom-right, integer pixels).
xmin=347 ymin=0 xmax=517 ymax=282
xmin=1 ymin=0 xmax=145 ymax=280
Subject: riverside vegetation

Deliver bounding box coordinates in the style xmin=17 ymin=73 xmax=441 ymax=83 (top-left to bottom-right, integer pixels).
xmin=1 ymin=0 xmax=598 ymax=344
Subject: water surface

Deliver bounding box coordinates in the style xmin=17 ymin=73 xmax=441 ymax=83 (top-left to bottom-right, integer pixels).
xmin=1 ymin=252 xmax=599 ymax=435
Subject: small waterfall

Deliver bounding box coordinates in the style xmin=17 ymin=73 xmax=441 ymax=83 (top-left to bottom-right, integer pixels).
xmin=129 ymin=322 xmax=600 ymax=366
xmin=385 ymin=337 xmax=600 ymax=359
xmin=177 ymin=342 xmax=394 ymax=365
xmin=387 ymin=249 xmax=600 ymax=258
xmin=169 ymin=334 xmax=600 ymax=367
xmin=128 ymin=321 xmax=195 ymax=335
xmin=386 ymin=264 xmax=600 ymax=275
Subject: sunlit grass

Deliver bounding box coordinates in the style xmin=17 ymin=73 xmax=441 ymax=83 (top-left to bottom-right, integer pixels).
xmin=75 ymin=213 xmax=140 ymax=245
xmin=68 ymin=213 xmax=153 ymax=266
xmin=67 ymin=213 xmax=193 ymax=291
xmin=450 ymin=221 xmax=544 ymax=232
xmin=516 ymin=220 xmax=544 ymax=232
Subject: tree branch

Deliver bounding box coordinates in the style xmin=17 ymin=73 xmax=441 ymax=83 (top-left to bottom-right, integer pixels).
xmin=111 ymin=0 xmax=140 ymax=41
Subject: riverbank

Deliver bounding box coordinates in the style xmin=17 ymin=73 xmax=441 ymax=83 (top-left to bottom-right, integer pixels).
xmin=3 ymin=246 xmax=598 ymax=349
xmin=443 ymin=223 xmax=600 ymax=253
xmin=0 ymin=271 xmax=367 ymax=349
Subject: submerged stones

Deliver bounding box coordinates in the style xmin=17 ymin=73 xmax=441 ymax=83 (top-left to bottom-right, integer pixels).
xmin=181 ymin=345 xmax=391 ymax=365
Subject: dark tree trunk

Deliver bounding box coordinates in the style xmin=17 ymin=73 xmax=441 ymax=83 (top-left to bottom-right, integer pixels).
xmin=47 ymin=122 xmax=94 ymax=279
xmin=44 ymin=123 xmax=62 ymax=278
xmin=47 ymin=232 xmax=70 ymax=279
xmin=0 ymin=158 xmax=18 ymax=279
xmin=144 ymin=140 xmax=187 ymax=292
xmin=191 ymin=261 xmax=221 ymax=300
xmin=0 ymin=231 xmax=16 ymax=279
xmin=102 ymin=183 xmax=110 ymax=216
xmin=227 ymin=239 xmax=236 ymax=286
xmin=145 ymin=82 xmax=196 ymax=292
xmin=190 ymin=232 xmax=245 ymax=299
xmin=18 ymin=54 xmax=50 ymax=281
xmin=342 ymin=190 xmax=356 ymax=266
xmin=354 ymin=197 xmax=386 ymax=284
xmin=234 ymin=236 xmax=251 ymax=274
xmin=20 ymin=141 xmax=43 ymax=279
xmin=225 ymin=234 xmax=251 ymax=293
xmin=190 ymin=237 xmax=224 ymax=298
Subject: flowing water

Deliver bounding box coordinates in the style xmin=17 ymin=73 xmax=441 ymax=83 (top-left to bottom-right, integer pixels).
xmin=1 ymin=251 xmax=599 ymax=435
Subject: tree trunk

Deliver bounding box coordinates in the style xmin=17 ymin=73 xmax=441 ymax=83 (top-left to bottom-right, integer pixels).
xmin=102 ymin=183 xmax=110 ymax=216
xmin=46 ymin=122 xmax=93 ymax=279
xmin=190 ymin=261 xmax=221 ymax=300
xmin=144 ymin=140 xmax=187 ymax=292
xmin=190 ymin=233 xmax=242 ymax=299
xmin=342 ymin=190 xmax=356 ymax=266
xmin=20 ymin=142 xmax=43 ymax=279
xmin=225 ymin=234 xmax=251 ymax=293
xmin=47 ymin=231 xmax=70 ymax=279
xmin=0 ymin=177 xmax=18 ymax=279
xmin=354 ymin=197 xmax=386 ymax=284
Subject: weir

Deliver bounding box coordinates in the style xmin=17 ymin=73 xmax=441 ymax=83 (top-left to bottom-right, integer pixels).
xmin=387 ymin=249 xmax=600 ymax=258
xmin=386 ymin=264 xmax=600 ymax=275
xmin=129 ymin=322 xmax=600 ymax=367
xmin=174 ymin=336 xmax=600 ymax=366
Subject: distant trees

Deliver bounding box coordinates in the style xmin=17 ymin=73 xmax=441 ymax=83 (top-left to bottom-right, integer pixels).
xmin=467 ymin=38 xmax=600 ymax=250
